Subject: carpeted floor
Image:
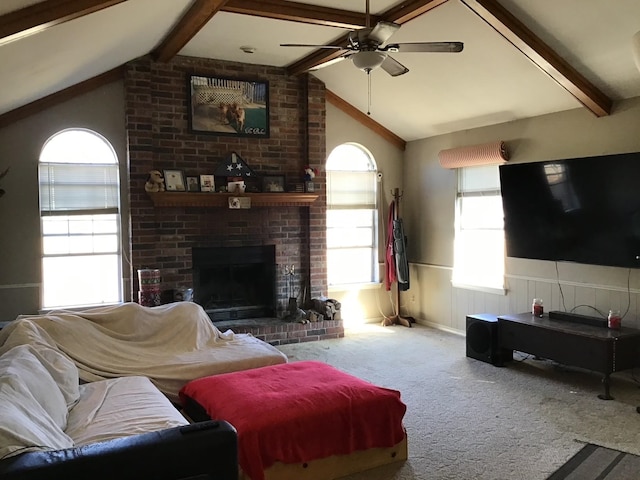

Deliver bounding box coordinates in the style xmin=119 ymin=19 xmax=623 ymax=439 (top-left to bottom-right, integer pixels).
xmin=548 ymin=443 xmax=640 ymax=479
xmin=277 ymin=323 xmax=640 ymax=480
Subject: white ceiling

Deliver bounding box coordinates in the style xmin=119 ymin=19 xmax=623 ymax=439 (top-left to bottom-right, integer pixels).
xmin=2 ymin=0 xmax=640 ymax=142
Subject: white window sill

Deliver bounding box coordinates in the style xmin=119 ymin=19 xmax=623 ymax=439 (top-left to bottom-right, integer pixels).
xmin=39 ymin=302 xmax=122 ymax=314
xmin=451 ymin=282 xmax=507 ymax=296
xmin=328 ymin=282 xmax=382 ymax=293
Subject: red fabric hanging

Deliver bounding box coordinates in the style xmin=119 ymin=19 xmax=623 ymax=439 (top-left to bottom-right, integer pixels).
xmin=384 ymin=200 xmax=397 ymax=291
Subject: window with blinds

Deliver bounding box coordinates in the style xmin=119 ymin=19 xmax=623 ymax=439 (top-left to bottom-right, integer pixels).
xmin=452 ymin=164 xmax=505 ymax=292
xmin=39 ymin=129 xmax=122 ymax=309
xmin=326 ymin=143 xmax=378 ymax=285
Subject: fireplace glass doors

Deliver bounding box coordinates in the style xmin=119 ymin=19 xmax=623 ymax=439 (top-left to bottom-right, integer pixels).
xmin=192 ymin=245 xmax=276 ymax=321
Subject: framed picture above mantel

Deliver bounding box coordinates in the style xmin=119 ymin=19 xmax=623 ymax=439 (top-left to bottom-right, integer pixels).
xmin=188 ymin=74 xmax=269 ymax=138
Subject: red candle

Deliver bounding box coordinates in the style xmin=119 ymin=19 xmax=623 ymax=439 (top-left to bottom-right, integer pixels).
xmin=608 ymin=310 xmax=621 ymax=330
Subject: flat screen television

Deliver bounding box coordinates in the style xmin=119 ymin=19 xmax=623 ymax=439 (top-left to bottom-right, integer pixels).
xmin=499 ymin=152 xmax=640 ymax=269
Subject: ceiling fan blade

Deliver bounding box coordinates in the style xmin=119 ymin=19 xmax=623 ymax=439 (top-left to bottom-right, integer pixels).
xmin=383 ymin=42 xmax=464 ymax=53
xmin=309 ymin=55 xmax=349 ymax=71
xmin=280 ymin=43 xmax=345 ymax=49
xmin=366 ymin=21 xmax=400 ymax=45
xmin=380 ymin=55 xmax=409 ymax=77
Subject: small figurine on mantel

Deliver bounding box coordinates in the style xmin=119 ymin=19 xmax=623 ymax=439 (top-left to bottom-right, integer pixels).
xmin=303 ymin=166 xmax=318 ymax=193
xmin=303 ymin=166 xmax=318 ymax=182
xmin=145 ymin=170 xmax=165 ymax=193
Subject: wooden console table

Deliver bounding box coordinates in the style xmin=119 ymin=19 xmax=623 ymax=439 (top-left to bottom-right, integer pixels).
xmin=498 ymin=313 xmax=640 ymax=400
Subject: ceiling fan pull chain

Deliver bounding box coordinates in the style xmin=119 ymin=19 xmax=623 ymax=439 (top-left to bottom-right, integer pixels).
xmin=365 ymin=0 xmax=370 ymax=28
xmin=367 ymin=72 xmax=372 ymax=115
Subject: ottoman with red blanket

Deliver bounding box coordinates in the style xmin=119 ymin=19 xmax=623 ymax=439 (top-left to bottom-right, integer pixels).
xmin=179 ymin=360 xmax=407 ymax=480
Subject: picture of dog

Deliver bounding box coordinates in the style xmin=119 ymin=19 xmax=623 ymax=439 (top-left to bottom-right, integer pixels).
xmin=224 ymin=103 xmax=245 ymax=133
xmin=188 ymin=76 xmax=268 ymax=137
xmin=232 ymin=105 xmax=245 ymax=132
xmin=225 ymin=103 xmax=235 ymax=126
xmin=213 ymin=102 xmax=246 ymax=133
xmin=218 ymin=102 xmax=229 ymax=124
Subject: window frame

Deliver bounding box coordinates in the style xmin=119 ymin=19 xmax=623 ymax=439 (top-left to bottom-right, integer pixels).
xmin=325 ymin=143 xmax=379 ymax=287
xmin=39 ymin=128 xmax=123 ymax=310
xmin=452 ymin=164 xmax=506 ymax=295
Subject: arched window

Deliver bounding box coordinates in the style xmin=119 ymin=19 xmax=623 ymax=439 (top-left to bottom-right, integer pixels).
xmin=39 ymin=129 xmax=122 ymax=309
xmin=326 ymin=143 xmax=378 ymax=285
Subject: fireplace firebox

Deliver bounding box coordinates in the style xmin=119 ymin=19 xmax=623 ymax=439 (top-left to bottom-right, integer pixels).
xmin=192 ymin=246 xmax=276 ymax=322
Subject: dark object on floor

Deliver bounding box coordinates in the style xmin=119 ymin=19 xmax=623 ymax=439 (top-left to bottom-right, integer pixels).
xmin=547 ymin=443 xmax=640 ymax=479
xmin=465 ymin=314 xmax=512 ymax=366
xmin=311 ymin=297 xmax=341 ymax=320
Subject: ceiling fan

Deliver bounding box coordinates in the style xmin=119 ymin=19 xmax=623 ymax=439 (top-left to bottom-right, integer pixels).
xmin=280 ymin=0 xmax=463 ymax=77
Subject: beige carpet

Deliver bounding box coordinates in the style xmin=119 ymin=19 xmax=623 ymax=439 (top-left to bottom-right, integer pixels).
xmin=277 ymin=323 xmax=640 ymax=480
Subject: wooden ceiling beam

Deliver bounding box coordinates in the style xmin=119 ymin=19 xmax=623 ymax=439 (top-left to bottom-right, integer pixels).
xmin=461 ymin=0 xmax=611 ymax=117
xmin=0 ymin=0 xmax=126 ymax=46
xmin=326 ymin=90 xmax=406 ymax=151
xmin=383 ymin=0 xmax=450 ymax=24
xmin=0 ymin=66 xmax=125 ymax=130
xmin=286 ymin=0 xmax=449 ymax=76
xmin=152 ymin=0 xmax=230 ymax=63
xmin=222 ymin=0 xmax=376 ymax=29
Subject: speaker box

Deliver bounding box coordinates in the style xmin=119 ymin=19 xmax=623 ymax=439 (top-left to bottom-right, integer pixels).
xmin=466 ymin=314 xmax=512 ymax=366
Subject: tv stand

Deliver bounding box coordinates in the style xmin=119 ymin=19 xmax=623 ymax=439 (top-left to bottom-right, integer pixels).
xmin=497 ymin=313 xmax=640 ymax=400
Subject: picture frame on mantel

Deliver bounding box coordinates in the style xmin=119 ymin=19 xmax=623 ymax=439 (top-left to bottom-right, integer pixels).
xmin=188 ymin=74 xmax=269 ymax=138
xmin=200 ymin=174 xmax=215 ymax=192
xmin=164 ymin=169 xmax=186 ymax=191
xmin=263 ymin=175 xmax=285 ymax=192
xmin=186 ymin=176 xmax=200 ymax=192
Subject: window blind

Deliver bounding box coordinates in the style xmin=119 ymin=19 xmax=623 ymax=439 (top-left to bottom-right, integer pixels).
xmin=39 ymin=162 xmax=119 ymax=213
xmin=327 ymin=171 xmax=376 ymax=209
xmin=458 ymin=164 xmax=500 ymax=193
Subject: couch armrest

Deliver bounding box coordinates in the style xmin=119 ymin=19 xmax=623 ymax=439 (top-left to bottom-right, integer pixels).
xmin=0 ymin=420 xmax=237 ymax=480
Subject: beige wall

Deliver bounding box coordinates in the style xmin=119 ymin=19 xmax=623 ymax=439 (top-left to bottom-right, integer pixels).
xmin=325 ymin=102 xmax=405 ymax=324
xmin=3 ymin=78 xmax=639 ymax=332
xmin=0 ymin=82 xmax=127 ymax=320
xmin=403 ymin=97 xmax=640 ymax=333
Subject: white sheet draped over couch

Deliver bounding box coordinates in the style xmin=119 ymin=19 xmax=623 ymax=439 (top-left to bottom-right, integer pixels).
xmin=0 ymin=302 xmax=287 ymax=403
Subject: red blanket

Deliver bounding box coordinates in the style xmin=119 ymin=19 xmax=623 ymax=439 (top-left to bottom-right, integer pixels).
xmin=179 ymin=361 xmax=406 ymax=480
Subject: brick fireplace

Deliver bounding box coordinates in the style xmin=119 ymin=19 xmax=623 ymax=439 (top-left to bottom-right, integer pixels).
xmin=124 ymin=55 xmax=337 ymax=343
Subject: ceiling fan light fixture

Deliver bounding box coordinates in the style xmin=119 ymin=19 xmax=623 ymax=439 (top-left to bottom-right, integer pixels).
xmin=351 ymin=51 xmax=387 ymax=72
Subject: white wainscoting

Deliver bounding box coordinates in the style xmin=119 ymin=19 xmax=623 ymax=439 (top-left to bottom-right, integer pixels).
xmin=409 ymin=263 xmax=640 ymax=335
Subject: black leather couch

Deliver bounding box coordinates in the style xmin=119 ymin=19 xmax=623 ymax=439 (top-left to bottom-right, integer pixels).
xmin=0 ymin=420 xmax=238 ymax=480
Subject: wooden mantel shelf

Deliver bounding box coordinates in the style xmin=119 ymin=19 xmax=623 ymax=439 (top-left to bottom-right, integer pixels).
xmin=147 ymin=191 xmax=318 ymax=207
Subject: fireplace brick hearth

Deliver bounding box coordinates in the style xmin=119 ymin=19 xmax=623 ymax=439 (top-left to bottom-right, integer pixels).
xmin=215 ymin=318 xmax=344 ymax=346
xmin=125 ymin=55 xmax=328 ymax=328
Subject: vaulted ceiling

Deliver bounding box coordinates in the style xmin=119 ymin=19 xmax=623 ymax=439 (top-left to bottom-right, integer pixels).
xmin=2 ymin=0 xmax=640 ymax=142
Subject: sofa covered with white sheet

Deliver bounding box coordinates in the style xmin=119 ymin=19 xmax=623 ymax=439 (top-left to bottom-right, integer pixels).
xmin=0 ymin=301 xmax=288 ymax=403
xmin=0 ymin=342 xmax=238 ymax=479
